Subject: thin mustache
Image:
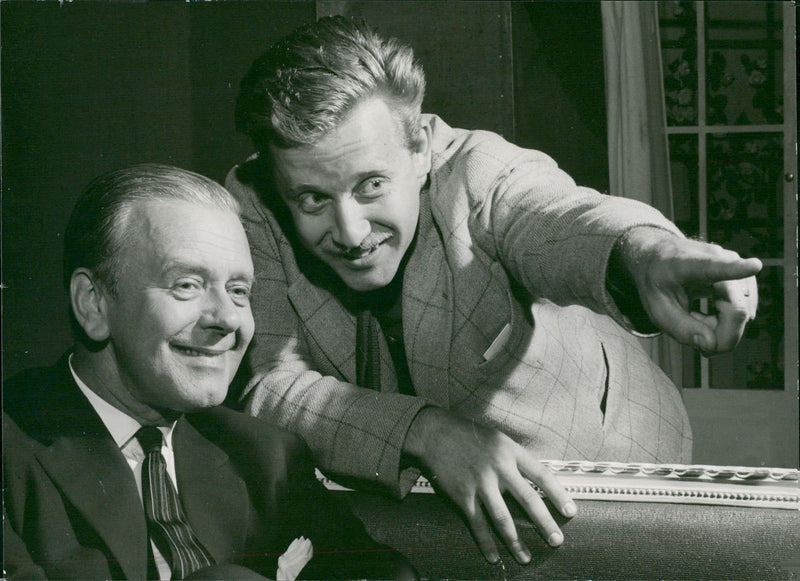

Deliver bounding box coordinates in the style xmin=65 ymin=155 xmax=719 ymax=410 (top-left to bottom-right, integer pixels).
xmin=332 ymin=233 xmax=392 ymax=259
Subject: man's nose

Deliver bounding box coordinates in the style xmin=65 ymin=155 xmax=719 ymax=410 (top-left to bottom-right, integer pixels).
xmin=199 ymin=287 xmax=241 ymax=334
xmin=332 ymin=198 xmax=371 ymax=249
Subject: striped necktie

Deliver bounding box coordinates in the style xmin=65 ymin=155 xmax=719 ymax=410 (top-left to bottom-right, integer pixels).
xmin=136 ymin=426 xmax=215 ymax=579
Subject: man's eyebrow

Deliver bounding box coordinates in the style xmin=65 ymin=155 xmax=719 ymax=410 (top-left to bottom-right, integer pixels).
xmin=232 ymin=273 xmax=256 ymax=287
xmin=161 ymin=260 xmax=207 ymax=276
xmin=283 ymin=184 xmax=323 ymax=199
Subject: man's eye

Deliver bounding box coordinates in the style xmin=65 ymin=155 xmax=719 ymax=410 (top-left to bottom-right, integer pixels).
xmin=228 ymin=285 xmax=252 ymax=306
xmin=172 ymin=279 xmax=202 ymax=298
xmin=359 ymin=178 xmax=386 ymax=197
xmin=297 ymin=193 xmax=329 ymax=213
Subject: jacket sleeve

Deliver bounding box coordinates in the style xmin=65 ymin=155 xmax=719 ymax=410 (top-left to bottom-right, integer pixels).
xmin=440 ymin=126 xmax=683 ymax=332
xmin=226 ymin=165 xmax=427 ymax=498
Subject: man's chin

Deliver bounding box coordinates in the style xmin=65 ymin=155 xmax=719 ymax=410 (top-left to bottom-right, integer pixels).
xmin=182 ymin=387 xmax=229 ymax=411
xmin=322 ymin=246 xmax=401 ymax=292
xmin=338 ymin=272 xmax=393 ymax=292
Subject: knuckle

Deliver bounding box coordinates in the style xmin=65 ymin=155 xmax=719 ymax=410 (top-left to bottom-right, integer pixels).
xmin=463 ymin=505 xmax=481 ymax=522
xmin=487 ymin=432 xmax=511 ymax=452
xmin=524 ymin=459 xmax=546 ymax=478
xmin=702 ymin=241 xmax=726 ymax=256
xmin=519 ymin=487 xmax=542 ymax=507
xmin=491 ymin=510 xmax=514 ymax=528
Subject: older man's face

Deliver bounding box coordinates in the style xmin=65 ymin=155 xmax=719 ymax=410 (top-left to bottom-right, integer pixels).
xmin=102 ymin=199 xmax=255 ymax=413
xmin=269 ymin=97 xmax=430 ymax=292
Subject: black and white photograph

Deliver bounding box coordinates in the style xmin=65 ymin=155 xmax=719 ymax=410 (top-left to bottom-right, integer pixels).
xmin=2 ymin=2 xmax=798 ymax=579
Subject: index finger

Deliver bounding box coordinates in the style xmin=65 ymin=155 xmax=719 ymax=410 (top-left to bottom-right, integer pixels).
xmin=679 ymin=254 xmax=762 ymax=286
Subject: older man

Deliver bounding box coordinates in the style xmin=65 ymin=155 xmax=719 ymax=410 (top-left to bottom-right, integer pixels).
xmin=2 ymin=164 xmax=415 ymax=580
xmin=227 ymin=16 xmax=761 ymax=565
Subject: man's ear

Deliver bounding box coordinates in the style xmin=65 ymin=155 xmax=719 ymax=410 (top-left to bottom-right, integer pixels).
xmin=70 ymin=268 xmax=111 ymax=342
xmin=412 ymin=120 xmax=432 ymax=188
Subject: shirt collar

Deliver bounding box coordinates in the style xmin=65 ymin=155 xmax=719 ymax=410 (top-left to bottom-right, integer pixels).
xmin=68 ymin=353 xmax=177 ymax=450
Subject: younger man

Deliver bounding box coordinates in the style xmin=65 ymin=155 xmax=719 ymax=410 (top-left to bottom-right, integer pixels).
xmin=229 ymin=17 xmax=760 ymax=564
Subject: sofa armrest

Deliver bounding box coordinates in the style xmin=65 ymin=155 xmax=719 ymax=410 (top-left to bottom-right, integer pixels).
xmin=320 ymin=462 xmax=800 ymax=580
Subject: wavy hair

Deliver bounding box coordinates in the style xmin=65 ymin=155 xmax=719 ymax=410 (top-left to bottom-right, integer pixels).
xmin=235 ymin=16 xmax=426 ymax=151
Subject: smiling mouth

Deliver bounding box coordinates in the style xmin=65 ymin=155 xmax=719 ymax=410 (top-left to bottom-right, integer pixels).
xmin=342 ymin=245 xmax=380 ymax=261
xmin=171 ymin=345 xmax=228 ymax=357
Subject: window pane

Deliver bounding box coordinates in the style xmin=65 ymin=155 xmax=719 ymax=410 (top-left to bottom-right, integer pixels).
xmin=682 ymin=345 xmax=702 ymax=389
xmin=706 ymin=132 xmax=783 ymax=258
xmin=660 ymin=1 xmax=698 ymax=126
xmin=705 ymin=2 xmax=783 ymax=125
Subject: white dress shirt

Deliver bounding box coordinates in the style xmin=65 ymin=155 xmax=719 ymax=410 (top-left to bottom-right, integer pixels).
xmin=69 ymin=355 xmax=176 ymax=580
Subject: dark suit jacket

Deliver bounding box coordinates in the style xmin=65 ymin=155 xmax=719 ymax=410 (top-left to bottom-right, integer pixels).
xmin=3 ymin=354 xmax=412 ymax=580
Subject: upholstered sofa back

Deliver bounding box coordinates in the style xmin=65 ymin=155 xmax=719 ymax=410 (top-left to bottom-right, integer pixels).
xmin=326 ymin=463 xmax=800 ymax=580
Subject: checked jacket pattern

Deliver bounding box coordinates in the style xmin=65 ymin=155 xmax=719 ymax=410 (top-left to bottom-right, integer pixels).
xmin=227 ymin=115 xmax=692 ymax=498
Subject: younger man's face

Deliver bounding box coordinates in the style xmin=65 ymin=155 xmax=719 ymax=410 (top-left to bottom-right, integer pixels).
xmin=269 ymin=97 xmax=430 ymax=292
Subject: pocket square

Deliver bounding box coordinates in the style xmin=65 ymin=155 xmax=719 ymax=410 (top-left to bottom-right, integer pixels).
xmin=276 ymin=536 xmax=313 ymax=581
xmin=482 ymin=322 xmax=512 ymax=362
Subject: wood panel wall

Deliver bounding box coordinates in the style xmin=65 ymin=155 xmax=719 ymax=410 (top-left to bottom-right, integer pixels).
xmin=1 ymin=1 xmax=606 ymax=378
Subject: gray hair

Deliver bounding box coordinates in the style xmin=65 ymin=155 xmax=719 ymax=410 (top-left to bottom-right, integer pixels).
xmin=63 ymin=163 xmax=240 ymax=295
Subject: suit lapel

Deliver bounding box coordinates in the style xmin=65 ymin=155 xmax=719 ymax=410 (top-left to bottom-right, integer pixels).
xmin=287 ymin=275 xmax=359 ymax=383
xmin=173 ymin=417 xmax=249 ymax=560
xmin=33 ymin=364 xmax=148 ymax=580
xmin=402 ymin=190 xmax=453 ymax=406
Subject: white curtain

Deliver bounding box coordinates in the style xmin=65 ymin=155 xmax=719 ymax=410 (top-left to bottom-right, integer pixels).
xmin=602 ymin=1 xmax=683 ymax=387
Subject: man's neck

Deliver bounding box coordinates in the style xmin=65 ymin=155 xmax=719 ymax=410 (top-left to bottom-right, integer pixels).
xmin=351 ymin=270 xmax=404 ymax=314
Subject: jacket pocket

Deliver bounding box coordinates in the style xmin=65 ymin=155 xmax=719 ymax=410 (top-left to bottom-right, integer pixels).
xmin=474 ymin=263 xmax=529 ymax=377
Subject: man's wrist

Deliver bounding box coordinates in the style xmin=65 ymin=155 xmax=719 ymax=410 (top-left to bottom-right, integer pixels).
xmin=607 ymin=228 xmax=674 ymax=334
xmin=401 ymin=405 xmax=445 ymax=467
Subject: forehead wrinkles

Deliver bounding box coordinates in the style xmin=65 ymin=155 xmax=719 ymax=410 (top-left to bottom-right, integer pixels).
xmin=166 ymin=231 xmax=251 ymax=267
xmin=271 ymin=98 xmax=409 ymax=187
xmin=121 ymin=203 xmax=251 ymax=275
xmin=272 ymin=134 xmax=400 ymax=196
xmin=285 ymin=130 xmax=391 ymax=167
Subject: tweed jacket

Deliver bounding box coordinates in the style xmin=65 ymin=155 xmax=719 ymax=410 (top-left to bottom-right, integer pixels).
xmin=2 ymin=355 xmax=413 ymax=580
xmin=227 ymin=115 xmax=692 ymax=497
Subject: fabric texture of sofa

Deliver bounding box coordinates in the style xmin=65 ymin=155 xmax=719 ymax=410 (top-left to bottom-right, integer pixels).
xmin=322 ymin=462 xmax=800 ymax=580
